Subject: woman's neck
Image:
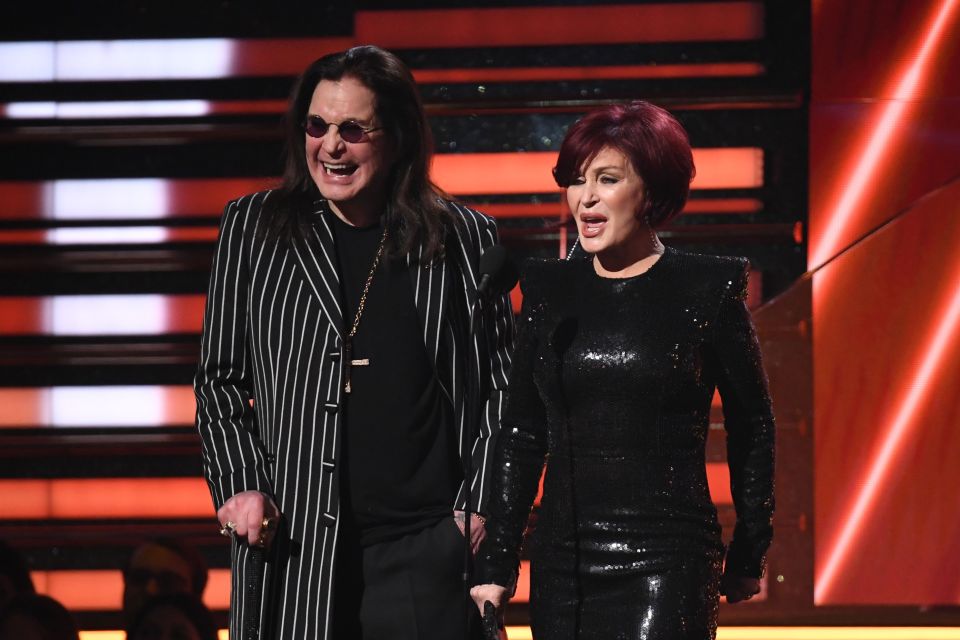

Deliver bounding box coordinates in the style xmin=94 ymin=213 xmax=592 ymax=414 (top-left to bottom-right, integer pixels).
xmin=593 ymin=226 xmax=665 ymax=278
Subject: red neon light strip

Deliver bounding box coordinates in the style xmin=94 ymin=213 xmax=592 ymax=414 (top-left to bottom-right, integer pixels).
xmin=32 ymin=569 xmax=231 ymax=610
xmin=2 ymin=478 xmax=213 ymax=519
xmin=356 ymin=3 xmax=764 ymax=49
xmin=0 ymin=465 xmax=728 ymax=523
xmin=0 ymin=294 xmax=206 ymax=335
xmin=413 ymin=63 xmax=764 ymax=84
xmin=815 ymin=261 xmax=960 ymax=602
xmin=0 ymin=385 xmax=195 ymax=428
xmin=809 ymin=0 xmax=959 ymax=270
xmin=0 ymin=151 xmax=761 ymax=219
xmin=433 ymin=149 xmax=763 ymax=195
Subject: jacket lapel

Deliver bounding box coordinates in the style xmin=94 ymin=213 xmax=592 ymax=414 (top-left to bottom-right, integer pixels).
xmin=290 ymin=201 xmax=345 ymax=340
xmin=408 ymin=244 xmax=452 ymax=368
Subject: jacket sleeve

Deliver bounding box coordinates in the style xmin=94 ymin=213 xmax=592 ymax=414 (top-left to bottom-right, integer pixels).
xmin=454 ymin=207 xmax=517 ymax=515
xmin=478 ymin=262 xmax=549 ymax=588
xmin=708 ymin=260 xmax=776 ymax=578
xmin=194 ymin=194 xmax=273 ymax=510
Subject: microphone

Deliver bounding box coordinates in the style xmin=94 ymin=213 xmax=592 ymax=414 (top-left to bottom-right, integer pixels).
xmin=477 ymin=245 xmax=519 ymax=298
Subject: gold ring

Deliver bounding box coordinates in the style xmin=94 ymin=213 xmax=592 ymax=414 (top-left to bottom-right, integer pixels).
xmin=261 ymin=516 xmax=277 ymax=531
xmin=219 ymin=521 xmax=237 ymax=537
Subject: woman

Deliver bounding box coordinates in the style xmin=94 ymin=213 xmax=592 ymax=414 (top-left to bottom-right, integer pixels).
xmin=195 ymin=46 xmax=514 ymax=639
xmin=471 ymin=101 xmax=775 ymax=639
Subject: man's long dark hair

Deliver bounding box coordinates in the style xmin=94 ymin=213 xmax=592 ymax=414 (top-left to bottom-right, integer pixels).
xmin=266 ymin=45 xmax=452 ymax=261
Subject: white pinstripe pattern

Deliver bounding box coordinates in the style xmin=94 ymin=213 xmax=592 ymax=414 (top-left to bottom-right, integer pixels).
xmin=195 ymin=192 xmax=515 ymax=639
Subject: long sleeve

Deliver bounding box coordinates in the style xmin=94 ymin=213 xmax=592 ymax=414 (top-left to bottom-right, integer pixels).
xmin=479 ymin=265 xmax=550 ymax=587
xmin=194 ymin=195 xmax=272 ymax=509
xmin=471 ymin=258 xmax=516 ymax=514
xmin=448 ymin=205 xmax=518 ymax=515
xmin=708 ymin=261 xmax=776 ymax=578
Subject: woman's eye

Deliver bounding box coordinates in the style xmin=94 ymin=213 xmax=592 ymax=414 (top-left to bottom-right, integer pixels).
xmin=571 ymin=176 xmax=586 ymax=185
xmin=600 ymin=175 xmax=619 ymax=184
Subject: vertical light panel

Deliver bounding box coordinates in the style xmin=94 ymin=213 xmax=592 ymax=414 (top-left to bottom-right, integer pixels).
xmin=809 ymin=0 xmax=960 ymax=271
xmin=811 ymin=0 xmax=960 ymax=605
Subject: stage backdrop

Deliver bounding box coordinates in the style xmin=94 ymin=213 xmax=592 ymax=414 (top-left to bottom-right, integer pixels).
xmin=809 ymin=0 xmax=960 ymax=605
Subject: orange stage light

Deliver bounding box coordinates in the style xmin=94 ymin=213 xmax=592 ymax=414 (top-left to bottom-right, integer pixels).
xmin=684 ymin=198 xmax=764 ymax=214
xmin=1 ymin=477 xmax=212 ymax=519
xmin=413 ymin=63 xmax=764 ymax=84
xmin=356 ymin=3 xmax=764 ymax=49
xmin=0 ymin=294 xmax=206 ymax=335
xmin=0 ymin=385 xmax=195 ymax=428
xmin=32 ymin=568 xmax=230 ymax=611
xmin=0 ymin=150 xmax=759 ymax=221
xmin=432 ymin=149 xmax=763 ymax=196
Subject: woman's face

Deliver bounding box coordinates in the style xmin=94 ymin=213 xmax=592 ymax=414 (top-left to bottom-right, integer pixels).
xmin=567 ymin=146 xmax=647 ymax=257
xmin=305 ymin=76 xmax=396 ymax=223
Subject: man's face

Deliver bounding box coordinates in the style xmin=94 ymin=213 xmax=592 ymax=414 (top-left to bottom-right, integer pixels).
xmin=304 ymin=76 xmax=396 ymax=224
xmin=122 ymin=544 xmax=194 ymax=623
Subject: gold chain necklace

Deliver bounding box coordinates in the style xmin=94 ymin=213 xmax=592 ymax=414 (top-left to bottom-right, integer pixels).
xmin=344 ymin=226 xmax=388 ymax=394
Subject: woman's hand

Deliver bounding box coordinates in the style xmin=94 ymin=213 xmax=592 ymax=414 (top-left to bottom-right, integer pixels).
xmin=470 ymin=583 xmax=508 ymax=613
xmin=217 ymin=490 xmax=281 ymax=549
xmin=720 ymin=572 xmax=761 ymax=603
xmin=454 ymin=510 xmax=487 ymax=555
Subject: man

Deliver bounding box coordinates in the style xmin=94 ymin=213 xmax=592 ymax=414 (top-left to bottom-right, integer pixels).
xmin=195 ymin=45 xmax=514 ymax=639
xmin=121 ymin=537 xmax=208 ymax=626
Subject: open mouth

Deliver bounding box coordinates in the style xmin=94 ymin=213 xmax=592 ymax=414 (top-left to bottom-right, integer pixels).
xmin=323 ymin=162 xmax=358 ymax=177
xmin=580 ymin=214 xmax=607 ymax=236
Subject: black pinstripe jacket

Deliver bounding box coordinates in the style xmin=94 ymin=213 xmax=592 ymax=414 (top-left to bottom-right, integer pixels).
xmin=194 ymin=191 xmax=515 ymax=639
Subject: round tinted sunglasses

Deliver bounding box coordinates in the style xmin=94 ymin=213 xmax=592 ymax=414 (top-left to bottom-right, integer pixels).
xmin=304 ymin=116 xmax=383 ymax=143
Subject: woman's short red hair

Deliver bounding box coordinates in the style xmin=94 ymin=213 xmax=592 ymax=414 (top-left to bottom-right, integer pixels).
xmin=553 ymin=101 xmax=695 ymax=228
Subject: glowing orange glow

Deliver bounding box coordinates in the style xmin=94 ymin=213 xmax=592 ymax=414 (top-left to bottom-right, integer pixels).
xmin=413 ymin=63 xmax=764 ymax=84
xmin=32 ymin=569 xmax=230 ymax=610
xmin=809 ymin=0 xmax=960 ymax=270
xmin=2 ymin=477 xmax=212 ymax=519
xmin=432 ymin=149 xmax=763 ymax=195
xmin=0 ymin=152 xmax=758 ymax=221
xmin=684 ymin=198 xmax=764 ymax=214
xmin=815 ymin=261 xmax=960 ymax=603
xmin=356 ymin=4 xmax=765 ymax=48
xmin=707 ymin=463 xmax=733 ymax=505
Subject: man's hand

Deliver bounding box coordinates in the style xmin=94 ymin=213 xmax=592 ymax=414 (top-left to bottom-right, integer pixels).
xmin=218 ymin=490 xmax=281 ymax=549
xmin=454 ymin=510 xmax=487 ymax=555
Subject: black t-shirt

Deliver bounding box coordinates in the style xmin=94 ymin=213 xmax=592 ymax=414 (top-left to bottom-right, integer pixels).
xmin=330 ymin=214 xmax=460 ymax=546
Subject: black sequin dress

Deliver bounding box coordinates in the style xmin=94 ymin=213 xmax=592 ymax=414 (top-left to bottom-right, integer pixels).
xmin=480 ymin=248 xmax=775 ymax=639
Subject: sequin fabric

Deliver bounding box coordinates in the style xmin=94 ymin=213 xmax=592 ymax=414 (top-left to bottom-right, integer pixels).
xmin=480 ymin=247 xmax=775 ymax=639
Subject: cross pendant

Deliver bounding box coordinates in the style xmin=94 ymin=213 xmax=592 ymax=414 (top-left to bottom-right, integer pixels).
xmin=343 ymin=339 xmax=370 ymax=394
